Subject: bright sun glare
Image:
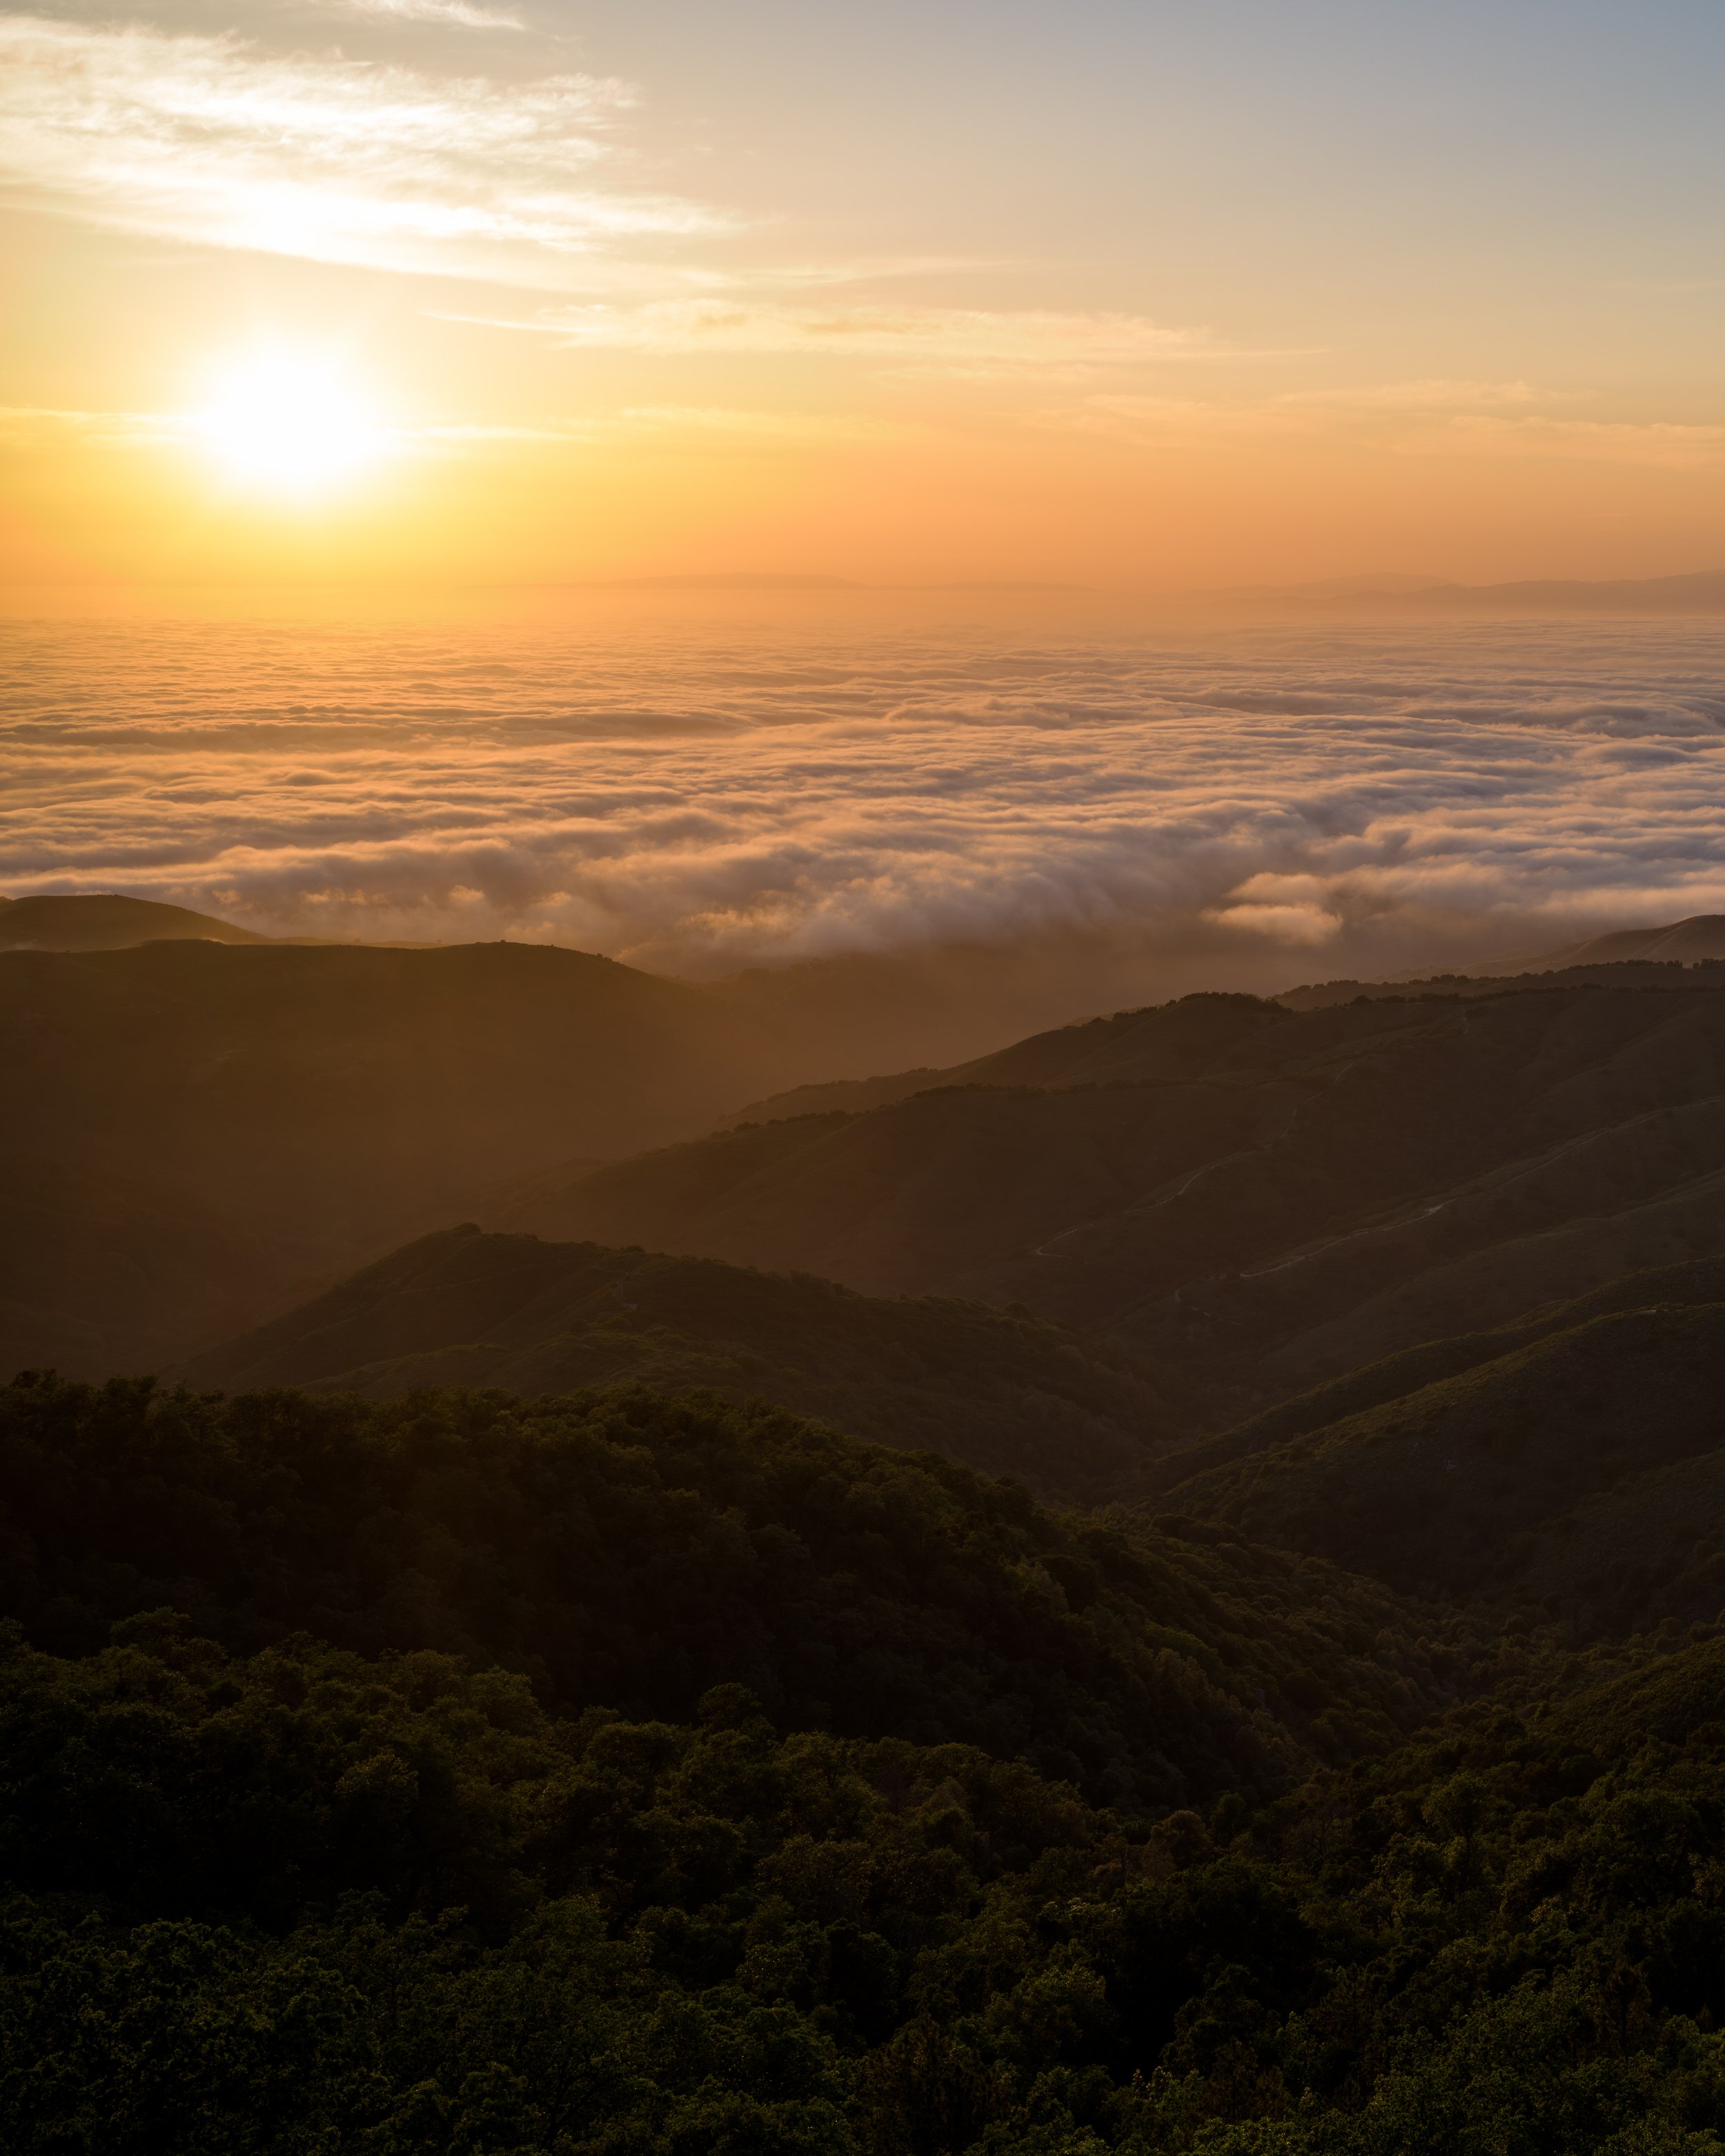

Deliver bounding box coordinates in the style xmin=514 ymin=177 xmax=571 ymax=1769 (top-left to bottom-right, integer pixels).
xmin=198 ymin=349 xmax=385 ymax=497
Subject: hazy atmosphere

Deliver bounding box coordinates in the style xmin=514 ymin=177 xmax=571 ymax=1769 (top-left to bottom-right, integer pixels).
xmin=10 ymin=6 xmax=1725 ymax=2155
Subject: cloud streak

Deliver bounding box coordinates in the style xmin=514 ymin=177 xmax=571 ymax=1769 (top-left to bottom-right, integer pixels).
xmin=1063 ymin=384 xmax=1725 ymax=472
xmin=333 ymin=0 xmax=524 ymax=27
xmin=535 ymin=301 xmax=1208 ymax=373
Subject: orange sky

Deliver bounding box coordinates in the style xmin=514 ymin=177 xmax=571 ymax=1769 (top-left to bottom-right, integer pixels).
xmin=5 ymin=1 xmax=1725 ymax=595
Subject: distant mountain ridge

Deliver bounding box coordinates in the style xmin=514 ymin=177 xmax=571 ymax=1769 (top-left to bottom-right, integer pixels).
xmin=1276 ymin=915 xmax=1725 ymax=1009
xmin=1501 ymin=913 xmax=1725 ymax=971
xmin=0 ymin=893 xmax=276 ymax=951
xmin=1205 ymin=567 xmax=1725 ymax=613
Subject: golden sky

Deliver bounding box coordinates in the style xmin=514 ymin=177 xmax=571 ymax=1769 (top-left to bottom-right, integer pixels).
xmin=5 ymin=0 xmax=1725 ymax=592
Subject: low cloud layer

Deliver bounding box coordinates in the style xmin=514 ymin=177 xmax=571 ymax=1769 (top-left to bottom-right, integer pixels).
xmin=5 ymin=614 xmax=1725 ymax=993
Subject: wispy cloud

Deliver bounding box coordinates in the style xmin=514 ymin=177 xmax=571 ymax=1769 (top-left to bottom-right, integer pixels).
xmin=0 ymin=400 xmax=901 ymax=461
xmin=453 ymin=298 xmax=1213 ymax=375
xmin=0 ymin=14 xmax=721 ymax=285
xmin=1419 ymin=414 xmax=1725 ymax=469
xmin=332 ymin=0 xmax=524 ymax=27
xmin=1279 ymin=378 xmax=1569 ymax=411
xmin=1056 ymin=380 xmax=1723 ymax=471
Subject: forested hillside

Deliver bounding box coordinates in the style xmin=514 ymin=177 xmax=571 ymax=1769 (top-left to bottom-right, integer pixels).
xmin=1156 ymin=1300 xmax=1725 ymax=1610
xmin=177 ymin=1226 xmax=1189 ymax=1501
xmin=0 ymin=1376 xmax=1472 ymax=1807
xmin=507 ymin=984 xmax=1725 ymax=1421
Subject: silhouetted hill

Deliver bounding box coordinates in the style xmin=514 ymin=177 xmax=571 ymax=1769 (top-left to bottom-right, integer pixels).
xmin=1279 ymin=953 xmax=1725 ymax=1009
xmin=0 ymin=939 xmax=842 ymax=1374
xmin=179 ymin=1225 xmax=1188 ymax=1500
xmin=0 ymin=891 xmax=275 ymax=950
xmin=502 ymin=984 xmax=1725 ymax=1421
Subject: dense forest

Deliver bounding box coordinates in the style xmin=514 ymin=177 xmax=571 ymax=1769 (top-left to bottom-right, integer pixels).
xmin=12 ymin=1611 xmax=1725 ymax=2156
xmin=3 ymin=1372 xmax=1723 ymax=2155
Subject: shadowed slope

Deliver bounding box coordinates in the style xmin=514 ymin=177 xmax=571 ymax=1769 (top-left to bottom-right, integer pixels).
xmin=0 ymin=1151 xmax=297 ymax=1379
xmin=1130 ymin=1253 xmax=1725 ymax=1500
xmin=1153 ymin=1296 xmax=1725 ymax=1623
xmin=504 ymin=1076 xmax=1290 ymax=1303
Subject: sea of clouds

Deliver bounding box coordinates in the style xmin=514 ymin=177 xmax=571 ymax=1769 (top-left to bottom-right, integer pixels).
xmin=5 ymin=606 xmax=1725 ymax=992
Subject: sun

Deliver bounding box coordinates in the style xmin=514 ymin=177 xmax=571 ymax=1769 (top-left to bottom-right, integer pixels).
xmin=197 ymin=347 xmax=386 ymax=497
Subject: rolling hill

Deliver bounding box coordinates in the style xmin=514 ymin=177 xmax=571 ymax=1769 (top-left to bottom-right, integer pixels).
xmin=0 ymin=891 xmax=277 ymax=951
xmin=1125 ymin=1253 xmax=1725 ymax=1632
xmin=179 ymin=1224 xmax=1189 ymax=1501
xmin=1152 ymin=1300 xmax=1725 ymax=1605
xmin=497 ymin=982 xmax=1725 ymax=1421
